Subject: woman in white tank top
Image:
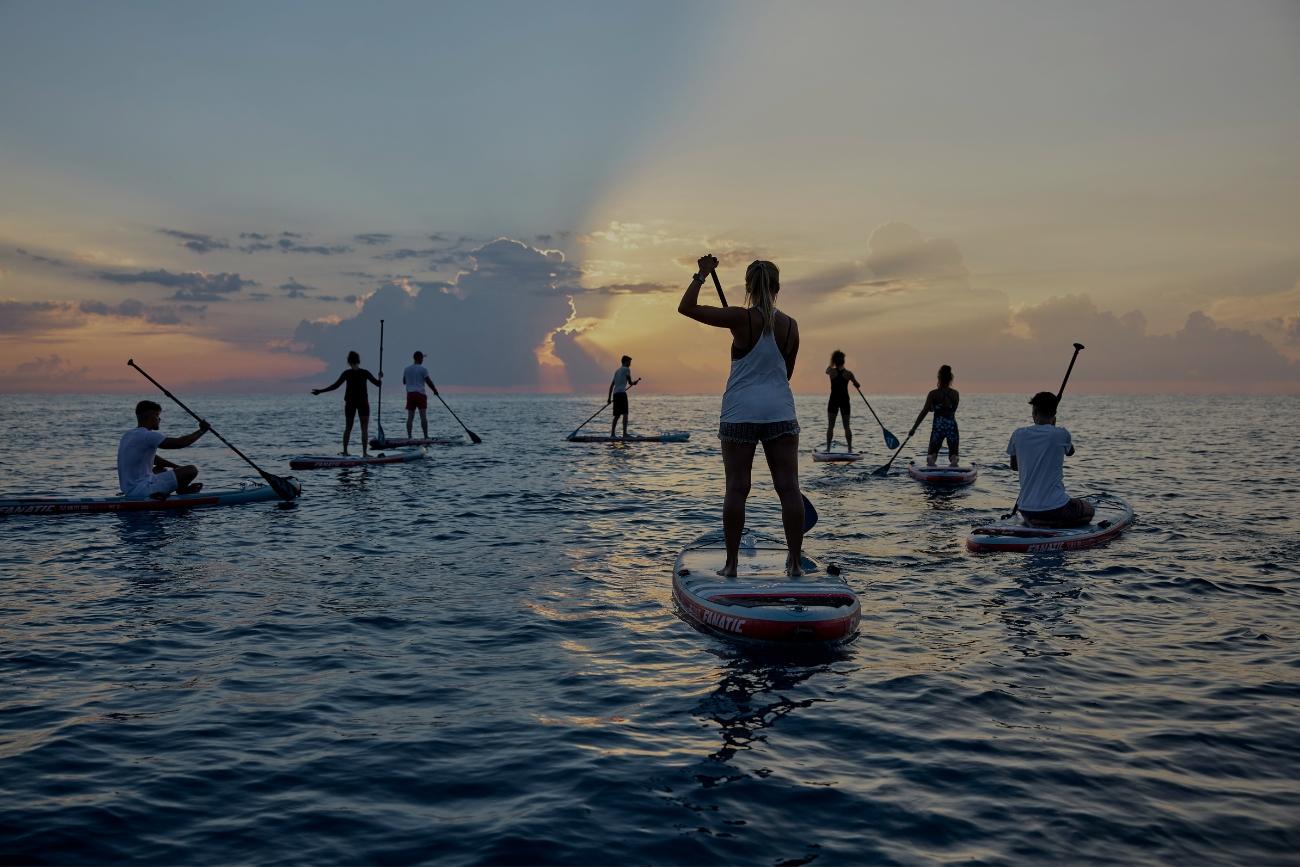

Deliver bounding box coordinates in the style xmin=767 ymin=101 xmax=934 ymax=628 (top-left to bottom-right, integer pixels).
xmin=679 ymin=256 xmax=805 ymax=577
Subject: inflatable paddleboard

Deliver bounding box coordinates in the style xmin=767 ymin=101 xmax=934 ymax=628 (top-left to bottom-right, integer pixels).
xmin=673 ymin=530 xmax=860 ymax=645
xmin=812 ymin=450 xmax=862 ymax=463
xmin=369 ymin=435 xmax=464 ymax=449
xmin=289 ymin=450 xmax=425 ymax=470
xmin=908 ymin=460 xmax=978 ymax=486
xmin=966 ymin=493 xmax=1134 ymax=553
xmin=567 ymin=431 xmax=690 ymax=443
xmin=0 ymin=479 xmax=302 ymax=516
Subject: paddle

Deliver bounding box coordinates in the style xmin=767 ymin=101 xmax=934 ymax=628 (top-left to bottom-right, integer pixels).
xmin=375 ymin=319 xmax=386 ymax=445
xmin=872 ymin=428 xmax=917 ymax=476
xmin=855 ymin=386 xmax=900 ymax=449
xmin=1004 ymin=342 xmax=1085 ymax=518
xmin=708 ymin=258 xmax=819 ymax=531
xmin=569 ymin=399 xmax=612 ymax=439
xmin=431 ymin=386 xmax=483 ymax=444
xmin=127 ymin=359 xmax=299 ymax=500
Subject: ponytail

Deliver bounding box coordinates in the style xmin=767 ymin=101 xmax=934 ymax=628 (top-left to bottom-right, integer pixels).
xmin=744 ymin=260 xmax=780 ymax=334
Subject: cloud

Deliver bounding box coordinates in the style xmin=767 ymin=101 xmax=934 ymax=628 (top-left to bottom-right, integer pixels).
xmin=13 ymin=354 xmax=90 ymax=378
xmin=78 ymin=298 xmax=206 ymax=325
xmin=13 ymin=247 xmax=70 ymax=268
xmin=158 ymin=229 xmax=229 ymax=253
xmin=0 ymin=297 xmax=204 ymax=334
xmin=353 ymin=233 xmax=393 ymax=246
xmin=378 ymin=247 xmax=442 ymax=261
xmin=294 ymin=238 xmax=598 ymax=389
xmin=581 ymin=281 xmax=675 ymax=296
xmin=93 ymin=268 xmax=256 ymax=301
xmin=279 ymin=278 xmax=317 ymax=299
xmin=0 ymin=300 xmax=80 ymax=333
xmin=864 ymin=221 xmax=969 ymax=290
xmin=239 ymin=236 xmax=350 ymax=255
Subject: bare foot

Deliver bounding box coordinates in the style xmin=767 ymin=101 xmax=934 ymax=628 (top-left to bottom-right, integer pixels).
xmin=785 ymin=553 xmax=804 ymax=577
xmin=176 ymin=483 xmax=203 ymax=495
xmin=716 ymin=563 xmax=738 ymax=578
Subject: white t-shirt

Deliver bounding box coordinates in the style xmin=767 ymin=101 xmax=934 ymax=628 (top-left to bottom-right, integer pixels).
xmin=403 ymin=363 xmax=430 ymax=393
xmin=611 ymin=366 xmax=633 ymax=394
xmin=1007 ymin=424 xmax=1074 ymax=512
xmin=117 ymin=427 xmax=167 ymax=494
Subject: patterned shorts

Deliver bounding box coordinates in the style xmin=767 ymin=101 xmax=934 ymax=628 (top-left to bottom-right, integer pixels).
xmin=718 ymin=419 xmax=801 ymax=444
xmin=929 ymin=415 xmax=959 ymax=453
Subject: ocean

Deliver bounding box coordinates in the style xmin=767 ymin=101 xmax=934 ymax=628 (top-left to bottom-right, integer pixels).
xmin=1 ymin=392 xmax=1297 ymax=865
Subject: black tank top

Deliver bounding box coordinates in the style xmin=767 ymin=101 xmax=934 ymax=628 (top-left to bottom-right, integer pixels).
xmin=932 ymin=387 xmax=957 ymax=418
xmin=829 ymin=369 xmax=850 ymax=400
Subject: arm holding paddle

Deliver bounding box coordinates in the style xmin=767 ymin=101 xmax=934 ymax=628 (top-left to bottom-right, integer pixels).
xmin=159 ymin=419 xmax=210 ymax=450
xmin=423 ymin=375 xmax=439 ymax=397
xmin=677 ymin=255 xmax=744 ymax=328
xmin=909 ymin=391 xmax=934 ymax=437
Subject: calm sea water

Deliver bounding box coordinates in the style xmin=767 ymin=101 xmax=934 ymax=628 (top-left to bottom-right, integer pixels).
xmin=1 ymin=393 xmax=1297 ymax=865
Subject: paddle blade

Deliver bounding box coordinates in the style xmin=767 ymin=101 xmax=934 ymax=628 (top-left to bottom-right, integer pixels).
xmin=871 ymin=463 xmax=892 ymax=477
xmin=263 ymin=472 xmax=301 ymax=501
xmin=802 ymin=494 xmax=818 ymax=533
xmin=883 ymin=430 xmax=900 ymax=450
xmin=467 ymin=429 xmax=483 ymax=445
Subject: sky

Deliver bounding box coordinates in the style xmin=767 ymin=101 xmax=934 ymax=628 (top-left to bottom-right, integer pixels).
xmin=2 ymin=0 xmax=1298 ymax=394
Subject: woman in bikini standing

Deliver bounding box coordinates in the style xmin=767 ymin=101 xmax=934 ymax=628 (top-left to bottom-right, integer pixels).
xmin=678 ymin=255 xmax=804 ymax=577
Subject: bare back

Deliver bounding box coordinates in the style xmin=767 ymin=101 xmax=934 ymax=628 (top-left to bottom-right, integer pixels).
xmin=729 ymin=307 xmax=800 ymax=376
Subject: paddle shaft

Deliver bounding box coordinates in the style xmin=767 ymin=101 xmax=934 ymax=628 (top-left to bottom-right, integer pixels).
xmin=873 ymin=428 xmax=917 ymax=475
xmin=708 ymin=261 xmax=816 ymax=532
xmin=570 ymin=400 xmax=611 ymax=438
xmin=127 ymin=359 xmax=291 ymax=495
xmin=855 ymin=385 xmax=899 ymax=447
xmin=431 ymin=387 xmax=482 ymax=444
xmin=376 ymin=319 xmax=385 ymax=439
xmin=1007 ymin=342 xmax=1085 ymax=517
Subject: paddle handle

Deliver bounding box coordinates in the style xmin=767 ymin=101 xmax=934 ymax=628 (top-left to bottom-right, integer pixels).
xmin=377 ymin=319 xmax=385 ymax=420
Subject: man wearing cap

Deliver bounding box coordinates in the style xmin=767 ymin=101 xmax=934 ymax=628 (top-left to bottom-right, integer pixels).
xmin=403 ymin=351 xmax=439 ymax=440
xmin=608 ymin=355 xmax=641 ymax=440
xmin=1007 ymin=391 xmax=1095 ymax=527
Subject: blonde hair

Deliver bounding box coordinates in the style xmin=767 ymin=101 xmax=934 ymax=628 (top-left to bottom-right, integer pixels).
xmin=744 ymin=260 xmax=780 ymax=334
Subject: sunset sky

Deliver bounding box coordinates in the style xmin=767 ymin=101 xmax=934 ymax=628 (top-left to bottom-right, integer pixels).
xmin=2 ymin=1 xmax=1298 ymax=394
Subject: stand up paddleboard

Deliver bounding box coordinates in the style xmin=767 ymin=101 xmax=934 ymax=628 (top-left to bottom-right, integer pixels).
xmin=812 ymin=449 xmax=862 ymax=463
xmin=0 ymin=479 xmax=302 ymax=516
xmin=966 ymin=493 xmax=1134 ymax=553
xmin=567 ymin=431 xmax=690 ymax=443
xmin=908 ymin=460 xmax=978 ymax=486
xmin=369 ymin=435 xmax=464 ymax=449
xmin=289 ymin=450 xmax=425 ymax=470
xmin=673 ymin=530 xmax=860 ymax=645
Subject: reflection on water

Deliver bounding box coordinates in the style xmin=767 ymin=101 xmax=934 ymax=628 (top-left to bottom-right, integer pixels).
xmin=1 ymin=393 xmax=1298 ymax=865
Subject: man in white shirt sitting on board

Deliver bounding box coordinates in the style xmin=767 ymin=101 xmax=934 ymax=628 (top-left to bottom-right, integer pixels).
xmin=117 ymin=400 xmax=209 ymax=499
xmin=1007 ymin=392 xmax=1095 ymax=528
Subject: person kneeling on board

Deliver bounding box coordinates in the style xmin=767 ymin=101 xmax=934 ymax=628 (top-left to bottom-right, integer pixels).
xmin=117 ymin=400 xmax=210 ymax=499
xmin=403 ymin=350 xmax=439 ymax=440
xmin=1007 ymin=392 xmax=1094 ymax=528
xmin=608 ymin=355 xmax=642 ymax=439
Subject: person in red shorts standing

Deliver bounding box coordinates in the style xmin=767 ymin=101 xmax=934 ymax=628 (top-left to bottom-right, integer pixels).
xmin=402 ymin=351 xmax=439 ymax=440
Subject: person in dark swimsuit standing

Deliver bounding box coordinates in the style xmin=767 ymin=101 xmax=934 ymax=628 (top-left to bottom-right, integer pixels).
xmin=312 ymin=350 xmax=382 ymax=457
xmin=824 ymin=349 xmax=860 ymax=453
xmin=909 ymin=364 xmax=960 ymax=467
